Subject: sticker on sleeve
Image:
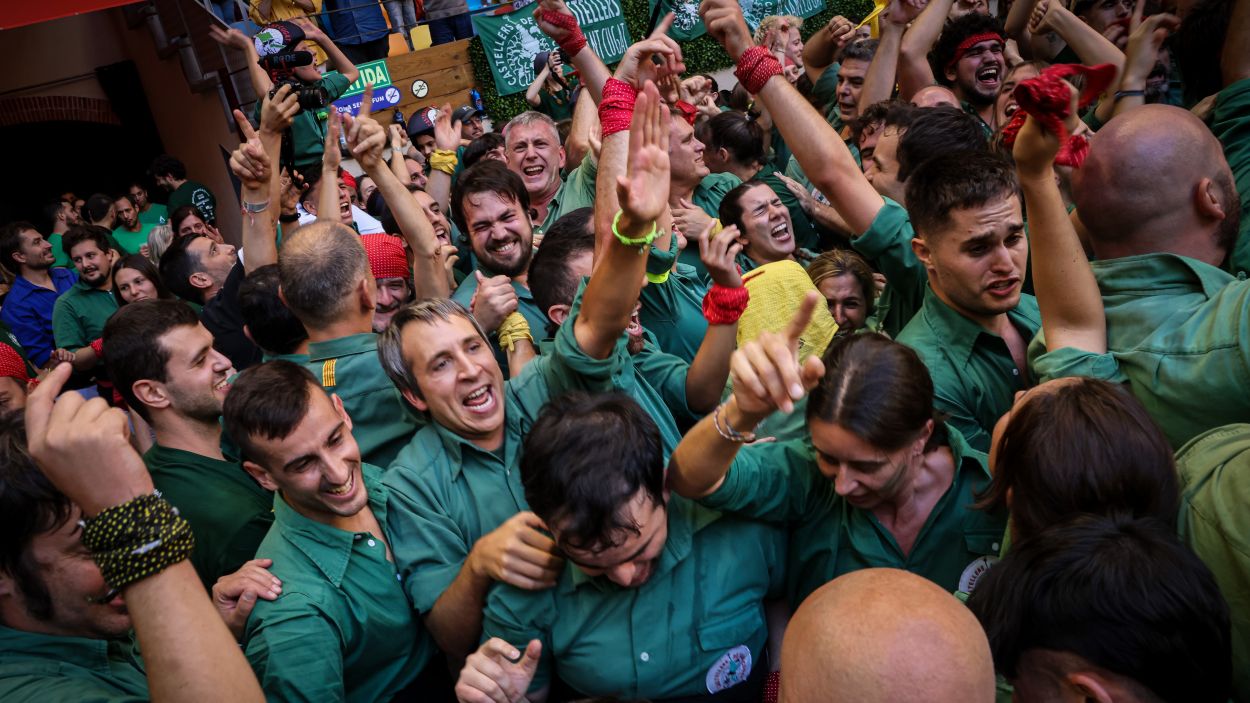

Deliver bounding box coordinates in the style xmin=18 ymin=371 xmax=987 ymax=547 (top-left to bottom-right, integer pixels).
xmin=959 ymin=555 xmax=999 ymax=594
xmin=706 ymin=645 xmax=753 ymax=694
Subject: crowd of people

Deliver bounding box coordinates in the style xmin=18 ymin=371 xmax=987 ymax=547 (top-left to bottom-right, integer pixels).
xmin=1 ymin=0 xmax=1248 ymax=700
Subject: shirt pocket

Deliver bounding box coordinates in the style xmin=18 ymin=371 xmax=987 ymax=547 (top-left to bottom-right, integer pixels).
xmin=697 ymin=600 xmax=765 ymax=653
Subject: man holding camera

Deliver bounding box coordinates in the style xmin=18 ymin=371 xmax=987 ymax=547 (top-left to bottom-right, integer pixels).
xmin=212 ymin=20 xmax=359 ymax=175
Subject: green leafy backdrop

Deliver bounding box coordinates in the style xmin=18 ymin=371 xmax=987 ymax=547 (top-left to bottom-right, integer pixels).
xmin=469 ymin=0 xmax=875 ymax=123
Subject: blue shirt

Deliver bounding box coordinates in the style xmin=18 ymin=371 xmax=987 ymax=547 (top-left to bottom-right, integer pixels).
xmin=0 ymin=268 xmax=77 ymax=367
xmin=323 ymin=0 xmax=389 ymax=45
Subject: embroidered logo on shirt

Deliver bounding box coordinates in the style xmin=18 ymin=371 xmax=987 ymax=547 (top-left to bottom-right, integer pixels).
xmin=706 ymin=645 xmax=752 ymax=694
xmin=959 ymin=555 xmax=999 ymax=594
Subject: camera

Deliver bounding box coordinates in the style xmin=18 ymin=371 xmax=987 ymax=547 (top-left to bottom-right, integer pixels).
xmin=261 ymin=51 xmax=328 ymax=111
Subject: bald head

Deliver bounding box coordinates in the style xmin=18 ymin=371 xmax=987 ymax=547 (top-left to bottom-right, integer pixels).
xmin=912 ymin=85 xmax=960 ymax=109
xmin=278 ymin=221 xmax=372 ymax=329
xmin=1072 ymin=105 xmax=1237 ymax=263
xmin=780 ymin=569 xmax=995 ymax=703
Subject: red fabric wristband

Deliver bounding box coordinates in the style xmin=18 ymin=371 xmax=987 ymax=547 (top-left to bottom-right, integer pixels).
xmin=999 ymin=63 xmax=1116 ymax=169
xmin=600 ymin=78 xmax=638 ymax=138
xmin=735 ymin=45 xmax=783 ymax=95
xmin=703 ymin=284 xmax=750 ymax=325
xmin=540 ymin=9 xmax=587 ymax=59
xmin=90 ymin=337 xmax=105 ymax=358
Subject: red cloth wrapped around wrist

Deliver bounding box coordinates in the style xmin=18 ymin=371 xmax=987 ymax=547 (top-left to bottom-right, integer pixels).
xmin=998 ymin=63 xmax=1116 ymax=169
xmin=674 ymin=100 xmax=698 ymax=125
xmin=540 ymin=9 xmax=587 ymax=59
xmin=735 ymin=45 xmax=783 ymax=95
xmin=600 ymin=78 xmax=638 ymax=138
xmin=703 ymin=284 xmax=750 ymax=325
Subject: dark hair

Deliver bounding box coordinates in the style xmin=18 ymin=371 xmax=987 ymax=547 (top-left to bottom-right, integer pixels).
xmin=0 ymin=221 xmax=38 ymax=275
xmin=159 ymin=233 xmax=206 ymax=302
xmin=976 ymin=378 xmax=1178 ymax=542
xmin=529 ymin=208 xmax=594 ymax=338
xmin=463 ymin=132 xmax=507 ymax=169
xmin=718 ymin=180 xmax=775 ymax=234
xmin=0 ymin=411 xmax=73 ymax=624
xmin=278 ymin=222 xmax=370 ymax=329
xmin=806 ymin=248 xmax=877 ymax=318
xmin=840 ymin=37 xmax=879 ymax=63
xmin=520 ymin=392 xmax=665 ymax=552
xmin=883 ymin=101 xmax=920 ymax=132
xmin=42 ymin=200 xmax=66 ymax=231
xmin=61 ymin=225 xmax=114 ymax=258
xmin=299 ymin=169 xmax=325 ymax=210
xmin=896 ymin=106 xmax=988 ymax=182
xmin=239 ymin=264 xmax=308 ymax=357
xmin=365 ymin=190 xmax=399 ymax=235
xmin=169 ymin=205 xmax=206 ymax=235
xmin=849 ymin=100 xmax=893 ymax=150
xmin=905 ymin=151 xmax=1018 ymax=238
xmin=148 ymin=154 xmax=187 ymax=180
xmin=808 ymin=334 xmax=946 ymax=452
xmin=223 ymin=360 xmax=318 ymax=465
xmin=930 ymin=13 xmax=1006 ymax=86
xmin=84 ymin=193 xmax=114 ymax=223
xmin=450 ymin=161 xmax=531 ymax=236
xmin=699 ymin=111 xmax=766 ymax=169
xmin=112 ymin=254 xmax=172 ymax=306
xmin=967 ymin=515 xmax=1232 ymax=702
xmin=103 ymin=299 xmax=201 ymax=422
xmin=1172 ymin=0 xmax=1231 ymax=105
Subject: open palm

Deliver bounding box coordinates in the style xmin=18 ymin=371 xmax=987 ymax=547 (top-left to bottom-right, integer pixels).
xmin=616 ymin=82 xmax=671 ymax=226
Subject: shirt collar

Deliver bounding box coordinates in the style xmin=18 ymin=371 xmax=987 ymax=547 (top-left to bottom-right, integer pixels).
xmin=429 ymin=391 xmax=522 ymax=480
xmin=308 ymin=332 xmax=380 ymax=362
xmin=919 ymin=287 xmax=1039 ymax=364
xmin=0 ymin=625 xmax=131 ymax=675
xmin=270 ymin=463 xmax=389 ymax=587
xmin=1090 ymin=252 xmax=1235 ymax=300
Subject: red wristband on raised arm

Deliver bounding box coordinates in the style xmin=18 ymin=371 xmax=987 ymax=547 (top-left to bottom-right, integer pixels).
xmin=735 ymin=45 xmax=783 ymax=95
xmin=540 ymin=9 xmax=587 ymax=59
xmin=703 ymin=284 xmax=750 ymax=325
xmin=600 ymin=78 xmax=638 ymax=138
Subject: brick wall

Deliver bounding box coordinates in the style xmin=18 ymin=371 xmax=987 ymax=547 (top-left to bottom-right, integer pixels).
xmin=0 ymin=95 xmax=121 ymax=127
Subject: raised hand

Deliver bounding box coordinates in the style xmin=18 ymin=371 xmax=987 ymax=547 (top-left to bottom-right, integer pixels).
xmin=615 ymin=82 xmax=671 ymax=233
xmin=209 ymin=24 xmax=253 ymax=51
xmin=230 ymin=110 xmax=271 ymax=191
xmin=1121 ymin=13 xmax=1180 ymax=88
xmin=729 ymin=291 xmax=826 ymax=416
xmin=1012 ymin=80 xmax=1076 ymax=178
xmin=469 ymin=511 xmax=563 ymax=590
xmin=260 ymin=84 xmax=300 ymax=135
xmin=455 ymin=638 xmax=543 ymax=703
xmin=343 ymin=85 xmax=388 ymax=169
xmin=533 ymin=0 xmax=577 ymax=42
xmin=699 ymin=0 xmax=754 ymax=61
xmin=433 ymin=102 xmax=461 ymax=152
xmin=212 ymin=558 xmax=282 ymax=641
xmin=25 ymin=364 xmax=154 ymax=517
xmin=613 ymin=14 xmax=685 ymax=89
xmin=698 ymin=221 xmax=744 ymax=289
xmin=470 ymin=272 xmax=521 ymax=332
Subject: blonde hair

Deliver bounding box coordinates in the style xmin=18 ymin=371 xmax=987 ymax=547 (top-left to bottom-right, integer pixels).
xmin=146 ymin=224 xmax=173 ymax=266
xmin=754 ymin=15 xmax=804 ymax=45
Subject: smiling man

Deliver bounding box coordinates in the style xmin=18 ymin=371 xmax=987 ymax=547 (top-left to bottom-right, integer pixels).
xmin=103 ymin=300 xmax=274 ymax=591
xmin=160 ymin=231 xmax=261 ymax=370
xmin=224 ymin=361 xmax=439 ymax=700
xmin=52 ymin=226 xmax=119 ymax=365
xmin=502 ymin=111 xmax=575 ymax=233
xmin=894 ymin=151 xmax=1039 ymax=451
xmin=0 ymin=222 xmax=77 ymax=367
xmin=929 ymin=13 xmax=1007 ymax=130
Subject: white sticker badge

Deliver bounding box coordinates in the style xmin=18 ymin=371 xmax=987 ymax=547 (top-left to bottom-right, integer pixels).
xmin=706 ymin=645 xmax=753 ymax=694
xmin=959 ymin=555 xmax=999 ymax=594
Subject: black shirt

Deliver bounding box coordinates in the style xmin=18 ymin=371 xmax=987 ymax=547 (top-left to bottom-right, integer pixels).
xmin=200 ymin=262 xmax=261 ymax=370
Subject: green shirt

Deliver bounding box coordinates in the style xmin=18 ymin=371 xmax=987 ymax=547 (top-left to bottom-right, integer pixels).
xmin=1029 ymin=253 xmax=1250 ymax=450
xmin=1174 ymin=424 xmax=1250 ymax=703
xmin=273 ymin=73 xmax=352 ymax=174
xmin=897 ymin=287 xmax=1041 ymax=453
xmin=641 ymin=239 xmax=709 ymax=364
xmin=46 ymin=232 xmax=70 ymax=268
xmin=852 ymin=197 xmax=929 ymax=337
xmin=383 ymin=307 xmax=628 ymax=614
xmin=0 ymin=627 xmax=147 ymax=702
xmin=536 ymin=81 xmax=577 ymax=121
xmin=51 ymin=280 xmax=118 ymax=352
xmin=244 ymin=464 xmax=431 ymax=702
xmin=548 ymin=153 xmax=599 ymax=229
xmin=167 ymin=179 xmax=217 ymax=223
xmin=701 ymin=424 xmax=1006 ymax=606
xmin=482 ymin=495 xmax=786 ymax=699
xmin=1214 ymin=78 xmax=1250 ymax=276
xmin=137 ymin=203 xmax=168 ymax=226
xmin=306 ymin=333 xmax=423 ymax=468
xmin=144 ymin=443 xmax=274 ymax=590
xmin=111 ymin=223 xmax=154 ymax=256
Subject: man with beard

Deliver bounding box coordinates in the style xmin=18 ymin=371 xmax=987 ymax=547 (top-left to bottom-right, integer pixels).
xmin=110 ymin=194 xmax=151 ymax=256
xmin=449 ymin=161 xmax=550 ymax=372
xmin=225 ymin=361 xmax=442 ymax=700
xmin=41 ymin=200 xmax=79 ymax=268
xmin=0 ymin=222 xmax=77 ymax=366
xmin=378 ymin=80 xmax=676 ymax=663
xmin=899 ymin=3 xmax=1005 ymax=131
xmin=150 ymin=154 xmax=217 ymax=225
xmin=160 ymin=232 xmax=260 ymax=370
xmin=361 ymin=234 xmax=414 ymax=333
xmin=127 ymin=180 xmax=167 ymax=226
xmin=52 ymin=226 xmax=119 ymax=363
xmin=103 ymin=300 xmax=274 ymax=591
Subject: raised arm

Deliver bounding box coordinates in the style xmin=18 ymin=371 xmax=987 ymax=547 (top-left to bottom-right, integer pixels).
xmin=526 ymin=65 xmax=552 ymax=107
xmin=316 ymin=114 xmax=343 ymax=223
xmin=668 ymin=294 xmax=825 ymax=498
xmin=700 ymin=0 xmax=886 ymax=234
xmin=1013 ymin=88 xmax=1105 ymax=353
xmin=295 ymin=19 xmax=359 ymax=82
xmin=345 ymin=87 xmax=450 ymax=298
xmin=683 ymin=222 xmax=743 ymax=414
xmin=562 ymin=85 xmax=599 ymax=171
xmin=25 ymin=365 xmax=264 ymax=703
xmin=802 ymin=14 xmax=855 ymax=83
xmin=533 ymin=0 xmax=612 ymax=104
xmin=897 ymin=0 xmax=955 ymax=99
xmin=1028 ymin=0 xmax=1125 ymax=77
xmin=209 ymin=25 xmax=274 ymax=95
xmin=424 ymin=103 xmax=459 ymax=217
xmin=577 ymin=80 xmax=674 ymax=360
xmin=1098 ymin=12 xmax=1179 ymax=123
xmin=858 ymin=3 xmax=914 ymax=112
xmin=230 ymin=86 xmax=298 ymax=271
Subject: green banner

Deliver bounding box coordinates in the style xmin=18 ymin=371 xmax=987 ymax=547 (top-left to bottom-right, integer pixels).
xmin=654 ymin=0 xmax=826 ymax=41
xmin=472 ymin=0 xmax=630 ymax=96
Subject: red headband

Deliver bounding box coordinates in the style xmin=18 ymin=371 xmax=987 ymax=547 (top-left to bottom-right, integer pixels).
xmin=360 ymin=234 xmax=410 ymax=281
xmin=947 ymin=32 xmax=1004 ymax=70
xmin=339 ymin=169 xmax=357 ymax=190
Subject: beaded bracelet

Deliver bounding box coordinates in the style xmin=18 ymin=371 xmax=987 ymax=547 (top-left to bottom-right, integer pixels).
xmin=82 ymin=493 xmax=195 ymax=601
xmin=612 ymin=210 xmax=658 ymax=250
